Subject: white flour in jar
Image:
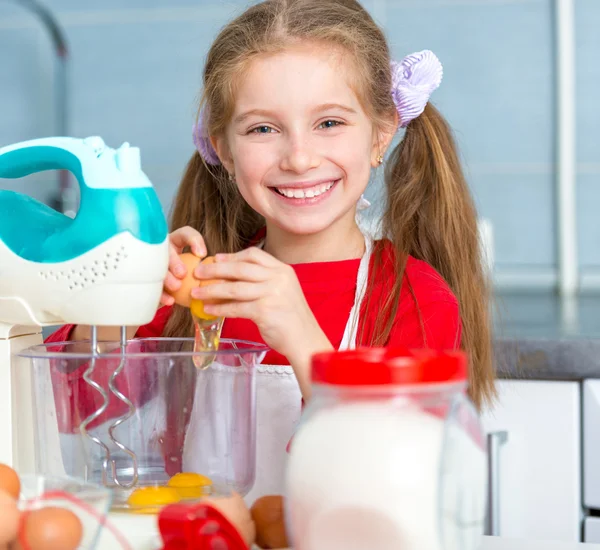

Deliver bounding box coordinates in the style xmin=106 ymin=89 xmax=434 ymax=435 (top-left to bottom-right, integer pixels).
xmin=286 ymin=401 xmax=487 ymax=550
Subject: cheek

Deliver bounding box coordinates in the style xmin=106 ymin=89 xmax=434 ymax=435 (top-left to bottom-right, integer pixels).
xmin=334 ymin=131 xmax=374 ymax=181
xmin=231 ymin=139 xmax=271 ymax=187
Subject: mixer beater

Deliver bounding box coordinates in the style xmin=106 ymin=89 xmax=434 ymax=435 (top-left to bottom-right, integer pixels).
xmin=79 ymin=326 xmax=139 ymax=489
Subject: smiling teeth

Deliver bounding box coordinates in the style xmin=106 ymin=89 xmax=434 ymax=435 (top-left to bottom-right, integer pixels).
xmin=276 ymin=181 xmax=335 ymax=199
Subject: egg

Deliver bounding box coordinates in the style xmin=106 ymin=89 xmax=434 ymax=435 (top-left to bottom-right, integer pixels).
xmin=0 ymin=465 xmax=20 ymax=500
xmin=205 ymin=492 xmax=256 ymax=547
xmin=166 ymin=253 xmax=226 ymax=321
xmin=15 ymin=506 xmax=82 ymax=550
xmin=167 ymin=472 xmax=212 ymax=499
xmin=250 ymin=495 xmax=289 ymax=549
xmin=167 ymin=253 xmax=203 ymax=308
xmin=0 ymin=490 xmax=19 ymax=544
xmin=127 ymin=486 xmax=181 ymax=514
xmin=190 ymin=256 xmax=225 ymax=321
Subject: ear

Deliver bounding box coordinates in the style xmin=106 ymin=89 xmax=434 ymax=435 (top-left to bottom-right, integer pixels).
xmin=210 ymin=135 xmax=235 ymax=175
xmin=370 ymin=111 xmax=398 ymax=168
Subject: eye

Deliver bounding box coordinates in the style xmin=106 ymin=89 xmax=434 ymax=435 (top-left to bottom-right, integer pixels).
xmin=249 ymin=125 xmax=275 ymax=134
xmin=318 ymin=120 xmax=344 ymax=129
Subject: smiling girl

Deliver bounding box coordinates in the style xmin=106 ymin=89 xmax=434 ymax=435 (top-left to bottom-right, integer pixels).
xmin=48 ymin=0 xmax=495 ymax=501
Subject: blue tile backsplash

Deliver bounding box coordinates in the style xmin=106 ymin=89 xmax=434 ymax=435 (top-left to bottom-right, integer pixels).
xmin=0 ymin=0 xmax=597 ymax=286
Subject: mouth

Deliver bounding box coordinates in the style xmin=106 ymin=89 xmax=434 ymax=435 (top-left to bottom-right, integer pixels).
xmin=270 ymin=179 xmax=340 ymax=203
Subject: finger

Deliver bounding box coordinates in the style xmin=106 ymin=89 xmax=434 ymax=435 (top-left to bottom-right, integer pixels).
xmin=194 ymin=259 xmax=269 ymax=282
xmin=160 ymin=291 xmax=175 ymax=307
xmin=215 ymin=246 xmax=279 ymax=267
xmin=203 ymin=300 xmax=259 ymax=321
xmin=168 ymin=246 xmax=188 ymax=279
xmin=191 ymin=281 xmax=266 ymax=302
xmin=164 ymin=270 xmax=183 ymax=292
xmin=169 ymin=226 xmax=207 ymax=257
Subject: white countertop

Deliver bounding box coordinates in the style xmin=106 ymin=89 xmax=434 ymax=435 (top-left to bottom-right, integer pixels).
xmin=481 ymin=537 xmax=600 ymax=549
xmin=99 ymin=517 xmax=600 ymax=550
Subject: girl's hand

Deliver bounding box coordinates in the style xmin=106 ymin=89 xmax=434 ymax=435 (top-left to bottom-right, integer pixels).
xmin=191 ymin=247 xmax=333 ymax=398
xmin=160 ymin=226 xmax=207 ymax=306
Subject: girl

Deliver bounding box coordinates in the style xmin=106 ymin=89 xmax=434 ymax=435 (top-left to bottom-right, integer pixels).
xmin=48 ymin=0 xmax=495 ymax=501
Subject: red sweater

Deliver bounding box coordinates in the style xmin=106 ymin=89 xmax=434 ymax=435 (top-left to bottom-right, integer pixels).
xmin=46 ymin=240 xmax=461 ymax=435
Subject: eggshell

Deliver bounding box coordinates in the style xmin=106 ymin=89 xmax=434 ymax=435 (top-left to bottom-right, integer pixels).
xmin=0 ymin=465 xmax=20 ymax=500
xmin=250 ymin=495 xmax=289 ymax=549
xmin=15 ymin=507 xmax=83 ymax=550
xmin=167 ymin=253 xmax=203 ymax=308
xmin=0 ymin=490 xmax=19 ymax=544
xmin=205 ymin=492 xmax=256 ymax=546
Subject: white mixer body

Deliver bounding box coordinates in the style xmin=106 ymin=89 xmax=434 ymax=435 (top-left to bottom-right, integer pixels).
xmin=0 ymin=232 xmax=168 ymax=328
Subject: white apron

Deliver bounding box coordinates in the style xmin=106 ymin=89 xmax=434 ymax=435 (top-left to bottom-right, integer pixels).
xmin=243 ymin=234 xmax=373 ymax=503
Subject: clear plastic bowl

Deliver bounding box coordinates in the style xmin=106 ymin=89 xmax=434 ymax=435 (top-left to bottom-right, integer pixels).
xmin=19 ymin=474 xmax=112 ymax=549
xmin=18 ymin=338 xmax=268 ymax=513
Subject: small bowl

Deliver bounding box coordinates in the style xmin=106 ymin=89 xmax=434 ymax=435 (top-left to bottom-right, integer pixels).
xmin=19 ymin=474 xmax=113 ymax=549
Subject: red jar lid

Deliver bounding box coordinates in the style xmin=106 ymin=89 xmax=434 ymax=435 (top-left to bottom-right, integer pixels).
xmin=311 ymin=347 xmax=467 ymax=386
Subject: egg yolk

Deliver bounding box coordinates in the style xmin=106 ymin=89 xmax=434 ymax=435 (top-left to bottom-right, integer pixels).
xmin=168 ymin=472 xmax=213 ymax=499
xmin=127 ymin=486 xmax=181 ymax=513
xmin=190 ymin=298 xmax=218 ymax=321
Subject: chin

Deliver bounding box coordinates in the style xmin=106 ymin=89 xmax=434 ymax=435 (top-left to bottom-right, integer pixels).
xmin=269 ymin=216 xmax=337 ymax=237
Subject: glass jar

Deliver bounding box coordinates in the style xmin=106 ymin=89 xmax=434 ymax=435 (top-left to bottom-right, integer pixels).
xmin=286 ymin=348 xmax=487 ymax=550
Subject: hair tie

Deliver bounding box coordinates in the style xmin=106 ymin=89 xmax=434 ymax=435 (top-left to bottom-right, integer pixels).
xmin=193 ymin=50 xmax=443 ymax=163
xmin=391 ymin=50 xmax=443 ymax=128
xmin=192 ymin=108 xmax=221 ymax=165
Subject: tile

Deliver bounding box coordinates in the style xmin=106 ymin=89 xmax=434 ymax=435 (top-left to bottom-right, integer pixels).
xmin=385 ymin=0 xmax=555 ymax=167
xmin=469 ymin=172 xmax=555 ymax=268
xmin=64 ymin=17 xmax=227 ymax=167
xmin=575 ymin=0 xmax=600 ymax=164
xmin=0 ymin=26 xmax=50 ymax=147
xmin=576 ymin=174 xmax=600 ymax=269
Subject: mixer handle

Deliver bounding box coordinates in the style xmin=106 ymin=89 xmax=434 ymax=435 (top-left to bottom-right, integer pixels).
xmin=0 ymin=137 xmax=86 ymax=180
xmin=0 ymin=136 xmax=151 ymax=191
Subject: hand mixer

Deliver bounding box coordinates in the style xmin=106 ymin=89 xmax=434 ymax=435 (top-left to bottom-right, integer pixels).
xmin=0 ymin=136 xmax=169 ymax=487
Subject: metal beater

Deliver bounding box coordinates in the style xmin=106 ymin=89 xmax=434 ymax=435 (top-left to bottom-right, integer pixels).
xmin=79 ymin=326 xmax=139 ymax=489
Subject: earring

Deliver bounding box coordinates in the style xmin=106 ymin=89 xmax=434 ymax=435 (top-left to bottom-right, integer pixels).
xmin=228 ymin=172 xmax=236 ymax=183
xmin=376 ymin=154 xmax=384 ymax=165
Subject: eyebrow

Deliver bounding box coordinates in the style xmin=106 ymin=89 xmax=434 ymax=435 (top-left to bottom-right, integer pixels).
xmin=233 ymin=103 xmax=357 ymax=125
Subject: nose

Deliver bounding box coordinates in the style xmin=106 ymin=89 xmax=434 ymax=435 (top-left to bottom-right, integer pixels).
xmin=279 ymin=133 xmax=320 ymax=174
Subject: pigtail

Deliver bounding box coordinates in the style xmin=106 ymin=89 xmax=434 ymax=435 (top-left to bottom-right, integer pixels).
xmin=380 ymin=104 xmax=495 ymax=409
xmin=163 ymin=151 xmax=264 ymax=338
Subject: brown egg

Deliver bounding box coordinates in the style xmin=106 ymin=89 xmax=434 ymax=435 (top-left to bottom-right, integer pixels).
xmin=0 ymin=465 xmax=20 ymax=500
xmin=250 ymin=495 xmax=289 ymax=549
xmin=15 ymin=507 xmax=83 ymax=550
xmin=205 ymin=492 xmax=256 ymax=547
xmin=0 ymin=490 xmax=20 ymax=544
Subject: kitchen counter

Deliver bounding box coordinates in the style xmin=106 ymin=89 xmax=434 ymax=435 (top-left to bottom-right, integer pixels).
xmin=481 ymin=537 xmax=600 ymax=549
xmin=273 ymin=538 xmax=597 ymax=550
xmin=493 ymin=292 xmax=600 ymax=381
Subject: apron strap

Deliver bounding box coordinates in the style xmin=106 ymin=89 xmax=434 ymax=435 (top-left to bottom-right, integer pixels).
xmin=339 ymin=234 xmax=373 ymax=351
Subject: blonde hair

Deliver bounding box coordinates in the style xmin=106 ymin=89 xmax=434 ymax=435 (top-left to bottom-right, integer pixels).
xmin=164 ymin=0 xmax=495 ymax=409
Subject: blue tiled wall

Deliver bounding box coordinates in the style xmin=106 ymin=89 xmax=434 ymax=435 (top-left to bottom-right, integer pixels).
xmin=0 ymin=0 xmax=596 ymax=286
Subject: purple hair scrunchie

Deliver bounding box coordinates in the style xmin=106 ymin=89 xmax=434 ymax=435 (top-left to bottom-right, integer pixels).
xmin=192 ymin=108 xmax=221 ymax=165
xmin=391 ymin=50 xmax=443 ymax=128
xmin=193 ymin=49 xmax=443 ymax=163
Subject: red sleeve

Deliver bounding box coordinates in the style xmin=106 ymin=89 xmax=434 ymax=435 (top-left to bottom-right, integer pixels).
xmin=44 ymin=324 xmax=76 ymax=345
xmin=45 ymin=306 xmax=174 ymax=434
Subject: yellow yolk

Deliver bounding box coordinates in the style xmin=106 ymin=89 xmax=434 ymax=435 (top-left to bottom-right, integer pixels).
xmin=190 ymin=298 xmax=218 ymax=321
xmin=127 ymin=486 xmax=181 ymax=513
xmin=168 ymin=472 xmax=213 ymax=499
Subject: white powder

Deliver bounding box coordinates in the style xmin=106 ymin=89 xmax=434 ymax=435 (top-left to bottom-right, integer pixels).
xmin=286 ymin=401 xmax=486 ymax=550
